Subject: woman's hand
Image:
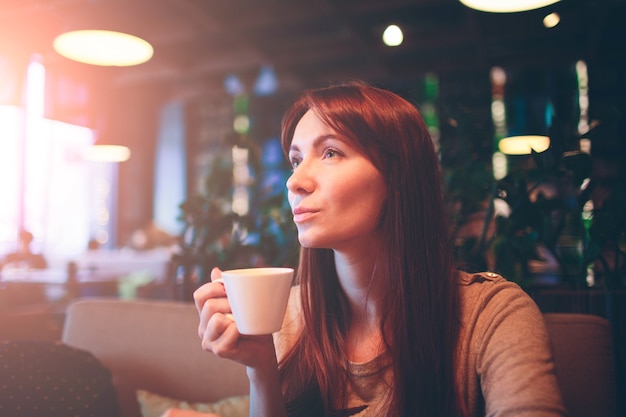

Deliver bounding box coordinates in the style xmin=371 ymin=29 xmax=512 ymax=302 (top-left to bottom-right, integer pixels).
xmin=193 ymin=267 xmax=276 ymax=368
xmin=194 ymin=267 xmax=289 ymax=417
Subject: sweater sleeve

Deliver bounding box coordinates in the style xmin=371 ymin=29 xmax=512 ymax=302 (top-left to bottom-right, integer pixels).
xmin=458 ymin=272 xmax=567 ymax=417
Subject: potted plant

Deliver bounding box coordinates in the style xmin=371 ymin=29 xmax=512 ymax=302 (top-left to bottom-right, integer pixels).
xmin=171 ymin=133 xmax=298 ymax=299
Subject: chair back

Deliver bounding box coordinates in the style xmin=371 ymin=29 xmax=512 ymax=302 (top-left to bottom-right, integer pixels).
xmin=543 ymin=313 xmax=617 ymax=417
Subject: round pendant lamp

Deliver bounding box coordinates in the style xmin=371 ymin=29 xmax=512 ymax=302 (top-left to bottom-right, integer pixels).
xmin=498 ymin=135 xmax=550 ymax=155
xmin=459 ymin=0 xmax=560 ymax=13
xmin=53 ymin=30 xmax=153 ymax=67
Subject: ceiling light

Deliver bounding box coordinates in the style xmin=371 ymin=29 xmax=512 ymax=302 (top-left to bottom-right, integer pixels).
xmin=382 ymin=25 xmax=403 ymax=47
xmin=498 ymin=135 xmax=550 ymax=155
xmin=459 ymin=0 xmax=560 ymax=13
xmin=82 ymin=145 xmax=131 ymax=162
xmin=53 ymin=30 xmax=153 ymax=66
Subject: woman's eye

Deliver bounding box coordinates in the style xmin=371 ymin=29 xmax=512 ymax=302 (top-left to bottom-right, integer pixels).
xmin=290 ymin=158 xmax=301 ymax=169
xmin=324 ymin=148 xmax=340 ymax=159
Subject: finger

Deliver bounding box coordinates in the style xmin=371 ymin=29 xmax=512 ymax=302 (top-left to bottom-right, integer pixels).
xmin=193 ymin=280 xmax=226 ymax=313
xmin=197 ymin=296 xmax=232 ymax=339
xmin=210 ymin=267 xmax=222 ymax=282
xmin=201 ymin=313 xmax=239 ymax=357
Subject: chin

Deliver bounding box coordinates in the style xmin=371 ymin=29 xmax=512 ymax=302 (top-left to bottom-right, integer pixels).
xmin=296 ymin=226 xmax=342 ymax=249
xmin=297 ymin=234 xmax=327 ymax=249
xmin=297 ymin=238 xmax=315 ymax=249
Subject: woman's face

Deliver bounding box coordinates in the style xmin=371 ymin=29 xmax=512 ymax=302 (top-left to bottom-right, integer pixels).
xmin=286 ymin=109 xmax=387 ymax=252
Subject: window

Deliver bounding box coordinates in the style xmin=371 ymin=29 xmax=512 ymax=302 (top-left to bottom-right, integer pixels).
xmin=0 ymin=57 xmax=115 ymax=265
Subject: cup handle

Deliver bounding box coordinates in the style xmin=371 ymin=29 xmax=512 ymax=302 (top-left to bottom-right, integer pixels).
xmin=211 ymin=278 xmax=235 ymax=322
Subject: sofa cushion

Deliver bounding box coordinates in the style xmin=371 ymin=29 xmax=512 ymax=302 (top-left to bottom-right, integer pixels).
xmin=136 ymin=390 xmax=249 ymax=417
xmin=0 ymin=340 xmax=121 ymax=417
xmin=62 ymin=298 xmax=249 ymax=417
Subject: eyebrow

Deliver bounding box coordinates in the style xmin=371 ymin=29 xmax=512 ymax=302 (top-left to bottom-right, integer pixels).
xmin=289 ymin=134 xmax=340 ymax=153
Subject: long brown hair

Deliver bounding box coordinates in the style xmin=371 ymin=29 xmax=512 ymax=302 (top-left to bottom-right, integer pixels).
xmin=279 ymin=82 xmax=462 ymax=417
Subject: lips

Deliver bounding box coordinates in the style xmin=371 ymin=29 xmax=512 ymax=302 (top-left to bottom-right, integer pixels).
xmin=292 ymin=207 xmax=319 ymax=223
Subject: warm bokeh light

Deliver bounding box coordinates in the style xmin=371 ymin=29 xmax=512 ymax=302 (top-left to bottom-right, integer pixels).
xmin=460 ymin=0 xmax=560 ymax=13
xmin=492 ymin=151 xmax=508 ymax=180
xmin=382 ymin=25 xmax=404 ymax=47
xmin=233 ymin=114 xmax=251 ymax=134
xmin=53 ymin=30 xmax=153 ymax=66
xmin=82 ymin=145 xmax=131 ymax=162
xmin=498 ymin=135 xmax=550 ymax=155
xmin=543 ymin=12 xmax=560 ymax=28
xmin=490 ymin=66 xmax=506 ymax=86
xmin=491 ymin=99 xmax=506 ymax=135
xmin=576 ymin=60 xmax=589 ymax=135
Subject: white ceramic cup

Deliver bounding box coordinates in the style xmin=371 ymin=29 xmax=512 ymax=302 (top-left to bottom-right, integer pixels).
xmin=218 ymin=267 xmax=294 ymax=335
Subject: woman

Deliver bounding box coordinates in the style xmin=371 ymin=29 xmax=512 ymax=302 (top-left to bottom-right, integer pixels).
xmin=193 ymin=82 xmax=566 ymax=417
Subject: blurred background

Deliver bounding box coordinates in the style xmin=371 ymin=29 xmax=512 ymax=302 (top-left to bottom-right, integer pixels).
xmin=0 ymin=0 xmax=624 ymax=298
xmin=0 ymin=2 xmax=625 ymax=403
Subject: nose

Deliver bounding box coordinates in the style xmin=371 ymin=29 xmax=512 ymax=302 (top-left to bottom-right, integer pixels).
xmin=286 ymin=159 xmax=315 ymax=195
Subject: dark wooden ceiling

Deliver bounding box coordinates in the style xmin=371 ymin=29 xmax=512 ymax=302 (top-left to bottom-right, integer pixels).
xmin=1 ymin=0 xmax=624 ymax=98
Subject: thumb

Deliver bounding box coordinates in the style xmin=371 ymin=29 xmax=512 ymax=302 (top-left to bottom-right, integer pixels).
xmin=210 ymin=267 xmax=223 ymax=282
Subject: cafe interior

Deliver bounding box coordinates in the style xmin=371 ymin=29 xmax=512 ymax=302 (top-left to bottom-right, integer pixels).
xmin=0 ymin=0 xmax=624 ymax=415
